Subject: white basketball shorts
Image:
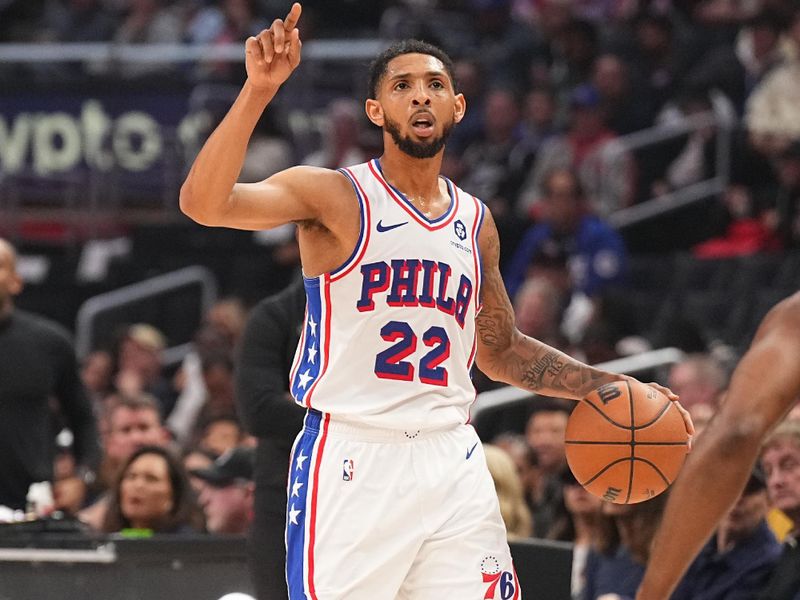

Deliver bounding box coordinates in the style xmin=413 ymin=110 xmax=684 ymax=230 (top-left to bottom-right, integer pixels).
xmin=285 ymin=408 xmax=521 ymax=599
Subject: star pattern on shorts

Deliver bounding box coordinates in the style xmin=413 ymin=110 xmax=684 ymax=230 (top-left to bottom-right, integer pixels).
xmin=297 ymin=369 xmax=314 ymax=390
xmin=295 ymin=450 xmax=308 ymax=471
xmin=291 ymin=478 xmax=303 ymax=498
xmin=307 ymin=342 xmax=317 ymax=365
xmin=308 ymin=315 xmax=317 ymax=337
xmin=288 ymin=503 xmax=301 ymax=525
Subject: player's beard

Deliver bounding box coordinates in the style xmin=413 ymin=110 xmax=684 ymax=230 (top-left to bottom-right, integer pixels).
xmin=384 ymin=115 xmax=454 ymax=159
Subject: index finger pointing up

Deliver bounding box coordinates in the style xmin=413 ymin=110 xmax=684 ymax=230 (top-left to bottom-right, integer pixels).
xmin=284 ymin=3 xmax=302 ymax=32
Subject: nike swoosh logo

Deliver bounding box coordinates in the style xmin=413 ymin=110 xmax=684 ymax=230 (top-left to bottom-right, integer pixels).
xmin=466 ymin=442 xmax=479 ymax=460
xmin=376 ymin=220 xmax=408 ymax=232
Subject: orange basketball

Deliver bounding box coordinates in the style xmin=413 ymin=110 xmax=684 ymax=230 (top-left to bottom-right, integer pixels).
xmin=565 ymin=380 xmax=689 ymax=504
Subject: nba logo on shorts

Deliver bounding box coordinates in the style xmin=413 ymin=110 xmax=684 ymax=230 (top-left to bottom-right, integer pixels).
xmin=342 ymin=459 xmax=354 ymax=482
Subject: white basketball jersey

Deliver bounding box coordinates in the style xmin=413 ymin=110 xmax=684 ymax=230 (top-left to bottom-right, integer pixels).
xmin=289 ymin=159 xmax=486 ymax=430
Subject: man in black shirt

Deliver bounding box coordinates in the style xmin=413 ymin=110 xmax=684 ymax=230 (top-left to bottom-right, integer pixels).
xmin=0 ymin=238 xmax=100 ymax=512
xmin=235 ymin=276 xmax=306 ymax=600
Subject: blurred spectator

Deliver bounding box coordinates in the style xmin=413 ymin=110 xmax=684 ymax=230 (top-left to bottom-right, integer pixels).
xmin=0 ymin=238 xmax=100 ymax=513
xmin=199 ymin=414 xmax=246 ymax=456
xmin=506 ymin=168 xmax=628 ymax=300
xmin=547 ymin=468 xmax=604 ymax=600
xmin=758 ymin=420 xmax=800 ymax=599
xmin=193 ymin=446 xmax=255 ymax=535
xmin=452 ymin=87 xmax=530 ymax=217
xmin=764 ymin=140 xmax=800 ymax=248
xmin=168 ymin=297 xmax=245 ymax=447
xmin=651 ymin=90 xmax=720 ymax=199
xmin=39 ymin=0 xmax=117 ymax=42
xmin=667 ymin=353 xmax=727 ymax=414
xmin=525 ymin=400 xmax=572 ymax=537
xmin=520 ymin=84 xmax=636 ymax=218
xmin=112 ymin=0 xmax=183 ymax=79
xmin=581 ymin=494 xmax=668 ymax=600
xmin=746 ymin=5 xmax=800 ymax=156
xmin=100 ymin=445 xmax=204 ymax=534
xmin=592 ymin=53 xmax=655 ymax=136
xmin=513 ymin=275 xmax=568 ymax=349
xmin=81 ymin=349 xmax=115 ymax=410
xmin=484 ymin=444 xmax=534 ymax=540
xmin=671 ymin=465 xmax=781 ymax=600
xmin=241 ymin=107 xmax=295 ymax=182
xmin=116 ymin=323 xmax=177 ymax=419
xmin=466 ymin=0 xmax=539 ymax=90
xmin=493 ymin=432 xmax=541 ymax=514
xmin=80 ymin=392 xmax=171 ymax=529
xmin=684 ymin=9 xmax=784 ymax=115
xmin=623 ymin=11 xmax=695 ymax=115
xmin=550 ymin=18 xmax=600 ymax=103
xmin=693 ymin=183 xmax=782 ymax=258
xmin=516 ymin=85 xmax=559 ymax=162
xmin=302 ymin=98 xmax=367 ymax=169
xmin=235 ymin=277 xmax=306 ymax=600
xmin=182 ymin=446 xmax=216 ymax=494
xmin=444 ymin=57 xmax=487 ymax=156
xmin=200 ymin=351 xmax=237 ymax=422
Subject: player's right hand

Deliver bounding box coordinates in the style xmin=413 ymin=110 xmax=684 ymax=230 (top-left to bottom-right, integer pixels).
xmin=245 ymin=2 xmax=302 ymax=91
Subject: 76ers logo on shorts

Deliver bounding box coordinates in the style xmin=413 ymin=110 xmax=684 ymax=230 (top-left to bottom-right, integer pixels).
xmin=480 ymin=556 xmax=518 ymax=599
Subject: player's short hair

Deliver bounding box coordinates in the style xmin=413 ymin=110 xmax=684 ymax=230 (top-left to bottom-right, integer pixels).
xmin=367 ymin=39 xmax=457 ymax=100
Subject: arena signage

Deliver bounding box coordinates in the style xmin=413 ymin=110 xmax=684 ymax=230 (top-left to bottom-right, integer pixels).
xmin=0 ymin=93 xmax=208 ymax=178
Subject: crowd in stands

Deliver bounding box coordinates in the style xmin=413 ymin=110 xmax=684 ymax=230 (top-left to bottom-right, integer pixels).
xmin=2 ymin=0 xmax=800 ymax=598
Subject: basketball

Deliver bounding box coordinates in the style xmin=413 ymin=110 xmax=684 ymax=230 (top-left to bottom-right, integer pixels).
xmin=565 ymin=380 xmax=689 ymax=504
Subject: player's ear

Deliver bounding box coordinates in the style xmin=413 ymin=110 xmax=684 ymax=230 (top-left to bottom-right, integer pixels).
xmin=365 ymin=99 xmax=384 ymax=127
xmin=453 ymin=93 xmax=466 ymax=124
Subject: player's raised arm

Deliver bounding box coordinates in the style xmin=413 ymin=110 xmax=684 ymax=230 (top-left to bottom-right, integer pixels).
xmin=180 ymin=3 xmax=340 ymax=231
xmin=636 ymin=291 xmax=800 ymax=600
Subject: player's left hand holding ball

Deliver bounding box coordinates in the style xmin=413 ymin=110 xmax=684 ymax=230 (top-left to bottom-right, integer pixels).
xmin=621 ymin=374 xmax=695 ymax=448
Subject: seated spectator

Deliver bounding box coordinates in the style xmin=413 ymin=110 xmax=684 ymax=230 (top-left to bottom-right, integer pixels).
xmin=518 ymin=84 xmax=636 ymax=218
xmin=764 ymin=141 xmax=800 ymax=248
xmin=112 ymin=0 xmax=182 ymax=79
xmin=192 ymin=446 xmax=255 ymax=535
xmin=693 ymin=183 xmax=782 ymax=258
xmin=302 ymin=98 xmax=367 ymax=169
xmin=671 ymin=465 xmax=781 ymax=600
xmin=484 ymin=444 xmax=534 ymax=540
xmin=182 ymin=447 xmax=217 ymax=495
xmin=505 ymin=168 xmax=629 ymax=301
xmin=493 ymin=432 xmax=541 ymax=515
xmin=667 ymin=353 xmax=727 ymax=416
xmin=581 ymin=494 xmax=668 ymax=600
xmin=80 ymin=393 xmax=171 ymax=529
xmin=525 ymin=400 xmax=572 ymax=538
xmin=759 ymin=420 xmax=800 ymax=599
xmin=116 ymin=323 xmax=177 ymax=418
xmin=547 ymin=469 xmax=604 ymax=600
xmin=80 ymin=349 xmax=114 ymax=412
xmin=101 ymin=445 xmax=203 ymax=534
xmin=513 ymin=275 xmax=568 ymax=349
xmin=199 ymin=415 xmax=247 ymax=456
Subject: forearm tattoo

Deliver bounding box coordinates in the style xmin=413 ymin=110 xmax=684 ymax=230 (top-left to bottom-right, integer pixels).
xmin=518 ymin=347 xmax=608 ymax=398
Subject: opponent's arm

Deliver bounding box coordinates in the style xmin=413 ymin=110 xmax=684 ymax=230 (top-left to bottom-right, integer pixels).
xmin=180 ymin=3 xmax=344 ymax=230
xmin=636 ymin=291 xmax=800 ymax=600
xmin=475 ymin=209 xmax=621 ymax=400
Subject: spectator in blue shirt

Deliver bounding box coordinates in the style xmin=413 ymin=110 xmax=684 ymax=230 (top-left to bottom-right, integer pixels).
xmin=671 ymin=465 xmax=781 ymax=600
xmin=505 ymin=167 xmax=628 ymax=301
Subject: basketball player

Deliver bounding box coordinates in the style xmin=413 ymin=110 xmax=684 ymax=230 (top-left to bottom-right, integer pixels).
xmin=180 ymin=4 xmax=692 ymax=598
xmin=636 ymin=291 xmax=800 ymax=600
